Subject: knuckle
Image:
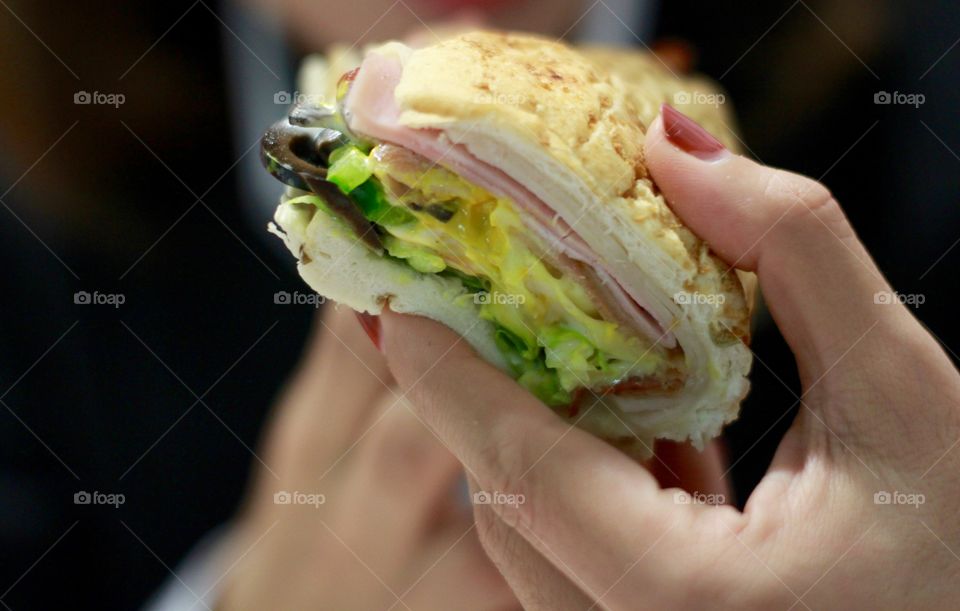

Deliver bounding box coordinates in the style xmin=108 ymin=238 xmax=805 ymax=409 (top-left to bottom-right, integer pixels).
xmin=763 ymin=170 xmax=850 ymax=237
xmin=472 ymin=502 xmax=529 ymax=571
xmin=763 ymin=170 xmax=828 ymax=211
xmin=472 ymin=502 xmax=504 ymax=550
xmin=474 ymin=422 xmax=537 ymax=531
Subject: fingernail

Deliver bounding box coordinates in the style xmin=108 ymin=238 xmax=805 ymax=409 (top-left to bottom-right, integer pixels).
xmin=661 ymin=103 xmax=728 ymax=160
xmin=354 ymin=312 xmax=382 ymax=352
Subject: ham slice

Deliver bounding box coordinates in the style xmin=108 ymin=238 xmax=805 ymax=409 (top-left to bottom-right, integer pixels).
xmin=343 ymin=50 xmax=676 ymax=348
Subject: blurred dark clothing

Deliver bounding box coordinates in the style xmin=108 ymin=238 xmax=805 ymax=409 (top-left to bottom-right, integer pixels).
xmin=0 ymin=0 xmax=957 ymax=609
xmin=0 ymin=2 xmax=310 ymax=609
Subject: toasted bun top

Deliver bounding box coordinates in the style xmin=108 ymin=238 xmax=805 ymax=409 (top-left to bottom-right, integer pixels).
xmin=395 ymin=31 xmax=646 ymax=199
xmin=578 ymin=45 xmax=741 ymax=151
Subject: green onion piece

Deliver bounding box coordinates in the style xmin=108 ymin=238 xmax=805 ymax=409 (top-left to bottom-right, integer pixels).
xmin=327 ymin=146 xmax=373 ymax=193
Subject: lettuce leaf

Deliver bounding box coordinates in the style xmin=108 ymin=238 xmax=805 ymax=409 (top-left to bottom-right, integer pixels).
xmin=382 ymin=235 xmax=446 ymax=273
xmin=493 ymin=324 xmax=571 ymax=406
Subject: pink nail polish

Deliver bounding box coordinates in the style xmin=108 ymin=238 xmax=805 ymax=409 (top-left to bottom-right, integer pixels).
xmin=354 ymin=312 xmax=382 ymax=352
xmin=661 ymin=103 xmax=728 ymax=160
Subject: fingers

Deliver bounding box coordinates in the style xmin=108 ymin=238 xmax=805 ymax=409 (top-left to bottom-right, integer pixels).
xmin=340 ymin=393 xmax=464 ymax=555
xmin=465 ymin=475 xmax=595 ymax=610
xmin=300 ymin=305 xmax=394 ymax=407
xmin=268 ymin=306 xmax=394 ymax=475
xmin=645 ymin=105 xmax=911 ymax=383
xmin=379 ymin=310 xmax=721 ymax=602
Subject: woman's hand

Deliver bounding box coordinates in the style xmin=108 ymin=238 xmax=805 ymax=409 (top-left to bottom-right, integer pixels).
xmin=217 ymin=307 xmax=519 ymax=611
xmin=376 ymin=105 xmax=960 ymax=609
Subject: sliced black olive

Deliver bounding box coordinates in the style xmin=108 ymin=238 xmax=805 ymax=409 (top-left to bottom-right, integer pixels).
xmin=304 ymin=177 xmax=383 ymax=252
xmin=289 ymin=102 xmax=370 ymax=149
xmin=288 ymin=103 xmax=338 ymax=127
xmin=403 ymin=201 xmax=455 ymax=221
xmin=260 ymin=106 xmax=383 ymax=252
xmin=425 ymin=202 xmax=457 ymax=222
xmin=260 ymin=121 xmax=346 ymax=190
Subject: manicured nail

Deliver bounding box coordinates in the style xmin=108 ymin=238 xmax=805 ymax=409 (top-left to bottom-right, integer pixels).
xmin=661 ymin=103 xmax=727 ymax=160
xmin=355 ymin=312 xmax=382 ymax=352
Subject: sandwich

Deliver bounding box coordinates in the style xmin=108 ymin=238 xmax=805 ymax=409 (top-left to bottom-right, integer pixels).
xmin=262 ymin=31 xmax=753 ymax=458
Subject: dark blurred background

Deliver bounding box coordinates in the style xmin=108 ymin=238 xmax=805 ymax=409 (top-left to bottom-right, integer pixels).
xmin=0 ymin=0 xmax=957 ymax=608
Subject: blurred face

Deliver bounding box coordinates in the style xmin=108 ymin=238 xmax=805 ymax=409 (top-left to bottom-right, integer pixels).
xmin=241 ymin=0 xmax=589 ymax=50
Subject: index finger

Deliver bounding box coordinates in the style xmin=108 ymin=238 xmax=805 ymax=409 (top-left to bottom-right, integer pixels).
xmin=378 ymin=309 xmax=737 ymax=602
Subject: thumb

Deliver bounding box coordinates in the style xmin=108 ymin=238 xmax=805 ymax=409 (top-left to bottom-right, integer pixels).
xmin=644 ymin=104 xmax=905 ymax=384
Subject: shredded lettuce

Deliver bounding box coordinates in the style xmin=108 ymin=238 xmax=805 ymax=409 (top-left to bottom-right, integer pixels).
xmin=349 ymin=180 xmax=415 ymax=226
xmin=493 ymin=324 xmax=571 ymax=406
xmin=440 ymin=268 xmax=489 ymax=294
xmin=382 ymin=235 xmax=446 ymax=273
